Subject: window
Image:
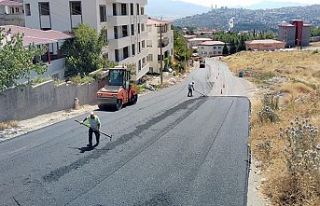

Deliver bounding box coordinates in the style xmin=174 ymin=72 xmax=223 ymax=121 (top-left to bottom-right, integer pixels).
xmin=39 ymin=2 xmax=50 ymax=15
xmin=141 ymin=24 xmax=145 ymax=32
xmin=15 ymin=8 xmax=19 ymax=13
xmin=114 ymin=26 xmax=118 ymax=39
xmin=113 ymin=3 xmax=117 ymax=16
xmin=138 ymin=60 xmax=141 ymax=71
xmin=70 ymin=1 xmax=82 ymax=15
xmin=147 ymin=54 xmax=153 ymax=62
xmin=25 ymin=4 xmax=31 ymax=16
xmin=141 ymin=7 xmax=144 ymax=15
xmin=147 ymin=40 xmax=152 ymax=48
xmin=138 ymin=23 xmax=140 ymax=34
xmin=138 ymin=42 xmax=141 ymax=53
xmin=123 ymin=47 xmax=129 ymax=59
xmin=136 ymin=4 xmax=139 ymax=15
xmin=142 ymin=40 xmax=145 ymax=49
xmin=132 ymin=44 xmax=136 ymax=56
xmin=121 ymin=4 xmax=127 ymax=15
xmin=131 ymin=24 xmax=134 ymax=35
xmin=100 ymin=5 xmax=107 ymax=22
xmin=115 ymin=49 xmax=120 ymax=62
xmin=130 ymin=3 xmax=134 ymax=15
xmin=122 ymin=25 xmax=128 ymax=37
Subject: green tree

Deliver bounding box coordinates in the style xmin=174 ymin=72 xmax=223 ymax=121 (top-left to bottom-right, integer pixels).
xmin=229 ymin=40 xmax=237 ymax=54
xmin=222 ymin=43 xmax=229 ymax=55
xmin=0 ymin=29 xmax=47 ymax=92
xmin=311 ymin=26 xmax=320 ymax=37
xmin=174 ymin=30 xmax=191 ymax=62
xmin=62 ymin=24 xmax=106 ymax=77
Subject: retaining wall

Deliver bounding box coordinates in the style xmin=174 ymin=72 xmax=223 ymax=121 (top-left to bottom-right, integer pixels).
xmin=0 ymin=80 xmax=101 ymax=121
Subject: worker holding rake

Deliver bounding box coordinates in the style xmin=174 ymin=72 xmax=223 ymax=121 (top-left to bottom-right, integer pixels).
xmin=82 ymin=112 xmax=101 ymax=148
xmin=187 ymin=81 xmax=195 ymax=97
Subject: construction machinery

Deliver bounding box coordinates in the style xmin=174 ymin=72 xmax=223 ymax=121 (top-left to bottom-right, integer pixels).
xmin=97 ymin=66 xmax=138 ymax=110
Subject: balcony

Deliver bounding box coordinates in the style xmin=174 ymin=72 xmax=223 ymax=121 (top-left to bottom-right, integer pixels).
xmin=107 ymin=15 xmax=130 ymax=26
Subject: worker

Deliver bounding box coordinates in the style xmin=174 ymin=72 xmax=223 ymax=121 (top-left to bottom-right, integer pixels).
xmin=187 ymin=81 xmax=195 ymax=97
xmin=82 ymin=112 xmax=101 ymax=147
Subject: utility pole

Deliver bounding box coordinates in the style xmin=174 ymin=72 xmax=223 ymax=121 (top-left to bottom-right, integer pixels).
xmin=155 ymin=23 xmax=166 ymax=85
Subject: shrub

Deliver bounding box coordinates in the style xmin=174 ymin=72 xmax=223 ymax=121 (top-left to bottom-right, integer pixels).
xmin=70 ymin=75 xmax=94 ymax=85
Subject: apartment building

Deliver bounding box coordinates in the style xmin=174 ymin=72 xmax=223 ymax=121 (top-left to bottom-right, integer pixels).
xmin=146 ymin=18 xmax=173 ymax=74
xmin=0 ymin=0 xmax=24 ymax=26
xmin=198 ymin=41 xmax=225 ymax=58
xmin=279 ymin=20 xmax=311 ymax=48
xmin=23 ymin=0 xmax=149 ymax=81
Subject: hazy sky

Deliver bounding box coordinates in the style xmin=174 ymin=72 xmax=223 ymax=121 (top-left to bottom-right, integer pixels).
xmin=176 ymin=0 xmax=319 ymax=7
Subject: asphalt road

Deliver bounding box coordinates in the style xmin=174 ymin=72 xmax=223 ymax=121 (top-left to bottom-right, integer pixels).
xmin=0 ymin=59 xmax=251 ymax=206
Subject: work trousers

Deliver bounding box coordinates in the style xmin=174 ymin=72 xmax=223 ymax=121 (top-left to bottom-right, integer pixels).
xmin=88 ymin=128 xmax=100 ymax=146
xmin=188 ymin=88 xmax=193 ymax=97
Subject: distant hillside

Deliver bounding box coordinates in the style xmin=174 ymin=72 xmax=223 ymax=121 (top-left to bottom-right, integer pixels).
xmin=174 ymin=5 xmax=320 ymax=31
xmin=146 ymin=0 xmax=209 ymax=20
xmin=248 ymin=1 xmax=306 ymax=9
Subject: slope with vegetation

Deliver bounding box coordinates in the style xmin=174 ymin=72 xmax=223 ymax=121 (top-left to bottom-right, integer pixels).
xmin=175 ymin=5 xmax=320 ymax=31
xmin=225 ymin=51 xmax=320 ymax=205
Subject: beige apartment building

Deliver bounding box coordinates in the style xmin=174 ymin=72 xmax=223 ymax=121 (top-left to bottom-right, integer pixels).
xmin=23 ymin=0 xmax=149 ymax=81
xmin=146 ymin=18 xmax=174 ymax=74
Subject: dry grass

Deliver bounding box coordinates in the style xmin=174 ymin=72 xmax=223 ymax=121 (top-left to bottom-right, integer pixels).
xmin=225 ymin=51 xmax=320 ymax=86
xmin=0 ymin=121 xmax=18 ymax=131
xmin=225 ymin=51 xmax=320 ymax=206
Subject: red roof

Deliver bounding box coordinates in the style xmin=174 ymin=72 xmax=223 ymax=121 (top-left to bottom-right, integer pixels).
xmin=1 ymin=25 xmax=73 ymax=46
xmin=0 ymin=0 xmax=22 ymax=6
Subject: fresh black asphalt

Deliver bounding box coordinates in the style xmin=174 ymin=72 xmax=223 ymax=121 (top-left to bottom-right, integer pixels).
xmin=0 ymin=63 xmax=251 ymax=206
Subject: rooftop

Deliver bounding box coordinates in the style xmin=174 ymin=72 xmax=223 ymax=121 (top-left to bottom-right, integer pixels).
xmin=0 ymin=0 xmax=22 ymax=6
xmin=147 ymin=18 xmax=171 ymax=25
xmin=1 ymin=25 xmax=73 ymax=46
xmin=199 ymin=41 xmax=225 ymax=46
xmin=188 ymin=38 xmax=212 ymax=42
xmin=246 ymin=39 xmax=285 ymax=44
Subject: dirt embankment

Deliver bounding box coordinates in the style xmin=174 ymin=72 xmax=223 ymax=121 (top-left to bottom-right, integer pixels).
xmin=225 ymin=51 xmax=320 ymax=206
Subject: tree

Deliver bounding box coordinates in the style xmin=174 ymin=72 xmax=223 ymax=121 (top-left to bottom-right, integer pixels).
xmin=0 ymin=29 xmax=47 ymax=92
xmin=62 ymin=24 xmax=107 ymax=77
xmin=229 ymin=40 xmax=237 ymax=54
xmin=222 ymin=43 xmax=229 ymax=55
xmin=174 ymin=30 xmax=191 ymax=62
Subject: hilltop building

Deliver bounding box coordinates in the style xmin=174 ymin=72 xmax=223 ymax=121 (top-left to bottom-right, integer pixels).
xmin=278 ymin=20 xmax=311 ymax=48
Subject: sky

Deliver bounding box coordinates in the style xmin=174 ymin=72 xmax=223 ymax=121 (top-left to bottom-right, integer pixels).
xmin=175 ymin=0 xmax=319 ymax=8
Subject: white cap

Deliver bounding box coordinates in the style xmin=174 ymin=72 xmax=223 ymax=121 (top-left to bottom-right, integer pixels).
xmin=90 ymin=111 xmax=94 ymax=115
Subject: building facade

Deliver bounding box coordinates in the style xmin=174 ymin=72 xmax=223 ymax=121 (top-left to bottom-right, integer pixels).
xmin=23 ymin=0 xmax=149 ymax=81
xmin=198 ymin=41 xmax=224 ymax=58
xmin=0 ymin=0 xmax=24 ymax=26
xmin=245 ymin=39 xmax=285 ymax=51
xmin=187 ymin=37 xmax=212 ymax=49
xmin=1 ymin=25 xmax=72 ymax=81
xmin=146 ymin=18 xmax=173 ymax=74
xmin=278 ymin=20 xmax=311 ymax=48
